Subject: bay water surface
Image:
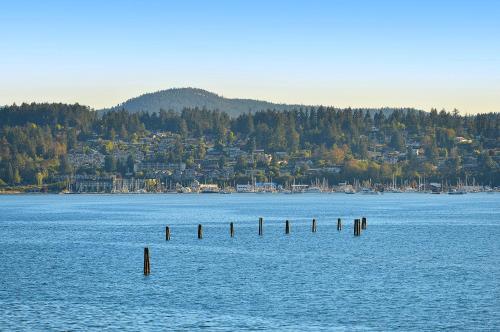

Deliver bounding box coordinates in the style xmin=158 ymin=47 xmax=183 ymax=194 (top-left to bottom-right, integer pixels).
xmin=0 ymin=193 xmax=499 ymax=331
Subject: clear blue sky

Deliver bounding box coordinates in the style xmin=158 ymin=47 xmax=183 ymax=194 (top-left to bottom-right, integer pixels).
xmin=1 ymin=0 xmax=499 ymax=113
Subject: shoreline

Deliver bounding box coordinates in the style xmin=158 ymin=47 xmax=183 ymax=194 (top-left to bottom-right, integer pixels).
xmin=0 ymin=191 xmax=497 ymax=196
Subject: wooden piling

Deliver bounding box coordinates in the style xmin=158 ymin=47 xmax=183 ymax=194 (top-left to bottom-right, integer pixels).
xmin=258 ymin=217 xmax=263 ymax=236
xmin=198 ymin=224 xmax=203 ymax=239
xmin=143 ymin=247 xmax=150 ymax=275
xmin=312 ymin=218 xmax=317 ymax=233
xmin=230 ymin=222 xmax=234 ymax=238
xmin=337 ymin=218 xmax=342 ymax=231
xmin=285 ymin=220 xmax=290 ymax=234
xmin=165 ymin=226 xmax=170 ymax=241
xmin=354 ymin=219 xmax=361 ymax=236
xmin=361 ymin=217 xmax=367 ymax=230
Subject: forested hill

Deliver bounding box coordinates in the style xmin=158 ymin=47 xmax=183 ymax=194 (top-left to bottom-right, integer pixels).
xmin=100 ymin=87 xmax=420 ymax=117
xmin=101 ymin=88 xmax=306 ymax=116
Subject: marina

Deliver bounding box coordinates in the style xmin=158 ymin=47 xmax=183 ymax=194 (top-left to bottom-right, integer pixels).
xmin=55 ymin=176 xmax=498 ymax=194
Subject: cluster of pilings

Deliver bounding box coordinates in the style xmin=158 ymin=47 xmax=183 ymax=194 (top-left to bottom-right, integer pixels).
xmin=353 ymin=217 xmax=367 ymax=236
xmin=144 ymin=216 xmax=367 ymax=275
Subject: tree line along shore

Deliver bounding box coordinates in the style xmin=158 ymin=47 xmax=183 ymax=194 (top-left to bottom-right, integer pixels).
xmin=0 ymin=103 xmax=498 ymax=193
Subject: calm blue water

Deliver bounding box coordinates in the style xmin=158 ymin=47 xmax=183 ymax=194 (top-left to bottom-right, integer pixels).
xmin=0 ymin=193 xmax=499 ymax=331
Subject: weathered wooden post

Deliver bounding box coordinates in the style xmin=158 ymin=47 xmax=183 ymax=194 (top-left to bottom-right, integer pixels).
xmin=337 ymin=218 xmax=342 ymax=231
xmin=312 ymin=218 xmax=317 ymax=233
xmin=258 ymin=217 xmax=263 ymax=236
xmin=361 ymin=217 xmax=367 ymax=230
xmin=144 ymin=247 xmax=150 ymax=275
xmin=230 ymin=222 xmax=234 ymax=238
xmin=285 ymin=220 xmax=290 ymax=234
xmin=354 ymin=219 xmax=360 ymax=236
xmin=165 ymin=226 xmax=170 ymax=241
xmin=198 ymin=224 xmax=203 ymax=239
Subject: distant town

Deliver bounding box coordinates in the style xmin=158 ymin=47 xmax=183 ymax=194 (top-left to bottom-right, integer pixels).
xmin=0 ymin=102 xmax=498 ymax=194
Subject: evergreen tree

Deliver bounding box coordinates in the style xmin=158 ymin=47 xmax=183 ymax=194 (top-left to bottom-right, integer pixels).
xmin=104 ymin=155 xmax=117 ymax=172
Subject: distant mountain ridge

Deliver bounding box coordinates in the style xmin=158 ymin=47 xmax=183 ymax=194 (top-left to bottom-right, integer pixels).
xmin=101 ymin=88 xmax=310 ymax=117
xmin=101 ymin=87 xmax=421 ymax=117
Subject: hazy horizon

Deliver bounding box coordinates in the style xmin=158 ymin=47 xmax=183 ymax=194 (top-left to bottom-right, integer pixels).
xmin=1 ymin=0 xmax=499 ymax=113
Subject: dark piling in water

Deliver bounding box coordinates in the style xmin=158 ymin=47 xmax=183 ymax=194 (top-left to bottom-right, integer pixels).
xmin=312 ymin=218 xmax=317 ymax=233
xmin=165 ymin=226 xmax=170 ymax=241
xmin=144 ymin=247 xmax=150 ymax=275
xmin=337 ymin=218 xmax=342 ymax=231
xmin=230 ymin=222 xmax=234 ymax=237
xmin=259 ymin=217 xmax=263 ymax=236
xmin=198 ymin=224 xmax=203 ymax=239
xmin=361 ymin=217 xmax=367 ymax=230
xmin=285 ymin=220 xmax=290 ymax=234
xmin=354 ymin=219 xmax=361 ymax=236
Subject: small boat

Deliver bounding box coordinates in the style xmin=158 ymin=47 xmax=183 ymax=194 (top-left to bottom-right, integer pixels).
xmin=360 ymin=188 xmax=380 ymax=195
xmin=448 ymin=188 xmax=467 ymax=195
xmin=343 ymin=185 xmax=356 ymax=194
xmin=385 ymin=188 xmax=403 ymax=193
xmin=305 ymin=186 xmax=322 ymax=193
xmin=201 ymin=188 xmax=219 ymax=194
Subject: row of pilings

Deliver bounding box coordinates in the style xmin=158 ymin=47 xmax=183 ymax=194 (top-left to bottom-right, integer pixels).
xmin=144 ymin=217 xmax=367 ymax=275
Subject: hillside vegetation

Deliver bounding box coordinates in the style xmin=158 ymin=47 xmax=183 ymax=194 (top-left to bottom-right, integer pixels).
xmin=1 ymin=102 xmax=499 ymax=190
